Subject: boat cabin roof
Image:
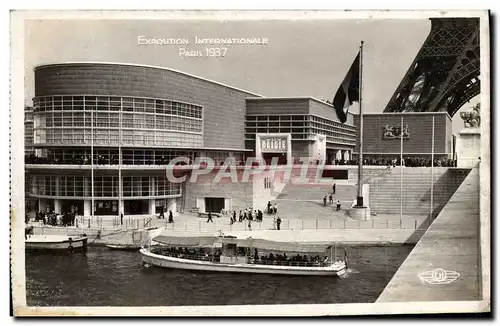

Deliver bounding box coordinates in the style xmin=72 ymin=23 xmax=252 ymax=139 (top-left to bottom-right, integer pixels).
xmin=153 ymin=235 xmax=334 ymax=254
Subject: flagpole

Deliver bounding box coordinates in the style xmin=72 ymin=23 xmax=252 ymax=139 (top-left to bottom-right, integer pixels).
xmin=400 ymin=116 xmax=403 ymax=228
xmin=356 ymin=40 xmax=364 ymax=207
xmin=430 ymin=116 xmax=435 ymax=227
xmin=119 ymin=98 xmax=123 ymax=219
xmin=91 ymin=103 xmax=94 ymax=221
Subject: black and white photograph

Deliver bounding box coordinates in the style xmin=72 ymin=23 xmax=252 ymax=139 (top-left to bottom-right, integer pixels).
xmin=9 ymin=10 xmax=490 ymax=316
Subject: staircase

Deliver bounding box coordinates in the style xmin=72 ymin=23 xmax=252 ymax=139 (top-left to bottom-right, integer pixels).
xmin=274 ymin=165 xmax=357 ymax=220
xmin=277 ymin=165 xmax=390 ymax=202
xmin=347 ymin=166 xmax=393 ymax=183
xmin=369 ymin=167 xmax=471 ymax=216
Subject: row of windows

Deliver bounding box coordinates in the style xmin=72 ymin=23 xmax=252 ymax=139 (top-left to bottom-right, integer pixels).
xmin=245 ymin=115 xmax=356 ymax=144
xmin=246 ymin=115 xmax=356 ymax=132
xmin=310 ymin=117 xmax=356 ymax=146
xmin=311 ymin=128 xmax=356 ymax=144
xmin=34 ymin=96 xmax=203 ymax=119
xmin=27 ymin=149 xmax=247 ymax=165
xmin=310 ymin=116 xmax=356 ymax=133
xmin=29 ymin=175 xmax=181 ymax=198
xmin=203 ymin=151 xmax=245 ymax=166
xmin=122 ymin=176 xmax=181 ymax=197
xmin=246 ymin=115 xmax=307 ymax=121
xmin=246 ymin=123 xmax=356 ymax=140
xmin=36 ymin=112 xmax=202 ymax=132
xmin=34 ymin=129 xmax=203 ymax=147
xmin=246 ymin=122 xmax=308 ymax=127
xmin=316 ymin=133 xmax=356 ymax=146
xmin=246 ymin=133 xmax=316 ymax=140
xmin=310 ymin=123 xmax=356 ymax=138
xmin=246 ymin=128 xmax=311 ymax=135
xmin=39 ymin=149 xmax=195 ymax=165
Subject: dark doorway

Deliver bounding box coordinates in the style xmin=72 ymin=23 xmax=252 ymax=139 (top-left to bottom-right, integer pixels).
xmin=321 ymin=169 xmax=348 ymax=179
xmin=95 ymin=200 xmax=118 ymax=215
xmin=62 ymin=200 xmax=84 ymax=215
xmin=124 ymin=200 xmax=149 ymax=215
xmin=262 ymin=152 xmax=287 ymax=165
xmin=326 ymin=150 xmax=337 ymax=165
xmin=205 ymin=197 xmax=225 ymax=213
xmin=155 ymin=199 xmax=166 ymax=215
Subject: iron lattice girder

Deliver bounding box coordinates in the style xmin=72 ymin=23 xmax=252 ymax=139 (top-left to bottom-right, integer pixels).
xmin=446 ymin=78 xmax=480 ymax=117
xmin=422 ymin=25 xmax=477 ymax=57
xmin=427 ymin=25 xmax=480 ymax=111
xmin=383 ymin=17 xmax=480 ymax=116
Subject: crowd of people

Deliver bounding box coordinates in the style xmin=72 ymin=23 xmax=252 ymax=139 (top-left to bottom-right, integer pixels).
xmin=321 ymin=183 xmax=342 ymax=211
xmin=34 ymin=210 xmax=76 ymax=227
xmin=213 ymin=202 xmax=283 ymax=230
xmin=152 ymin=246 xmax=222 ymax=262
xmin=24 ymin=154 xmax=193 ymax=166
xmin=253 ymin=252 xmax=329 ymax=267
xmin=151 ymin=246 xmax=330 ymax=267
xmin=25 ymin=154 xmax=117 ymax=165
xmin=26 ymin=153 xmax=457 ymax=168
xmin=330 ymin=157 xmax=457 ymax=167
xmin=230 ymin=203 xmax=282 ymax=230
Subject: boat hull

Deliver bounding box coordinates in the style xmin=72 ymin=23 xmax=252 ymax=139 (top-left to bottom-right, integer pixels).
xmin=25 ymin=235 xmax=88 ymax=252
xmin=106 ymin=244 xmax=141 ymax=250
xmin=141 ymin=249 xmax=345 ymax=276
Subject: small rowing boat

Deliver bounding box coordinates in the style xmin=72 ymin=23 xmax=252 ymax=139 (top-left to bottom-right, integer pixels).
xmin=106 ymin=244 xmax=141 ymax=250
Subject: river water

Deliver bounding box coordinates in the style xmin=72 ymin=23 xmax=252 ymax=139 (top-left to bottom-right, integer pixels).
xmin=25 ymin=245 xmax=413 ymax=306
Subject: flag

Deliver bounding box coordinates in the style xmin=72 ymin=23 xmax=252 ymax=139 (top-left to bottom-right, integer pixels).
xmin=333 ymin=52 xmax=360 ymax=123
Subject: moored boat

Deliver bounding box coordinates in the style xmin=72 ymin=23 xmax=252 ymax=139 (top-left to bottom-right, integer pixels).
xmin=140 ymin=233 xmax=347 ymax=276
xmin=106 ymin=244 xmax=141 ymax=250
xmin=25 ymin=234 xmax=88 ymax=252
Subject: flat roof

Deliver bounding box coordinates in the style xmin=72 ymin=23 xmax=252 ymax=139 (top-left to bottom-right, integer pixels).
xmin=245 ymin=96 xmax=355 ymax=116
xmin=34 ymin=62 xmax=263 ymax=98
xmin=246 ymin=96 xmax=329 ymax=105
xmin=352 ymin=111 xmax=453 ymax=120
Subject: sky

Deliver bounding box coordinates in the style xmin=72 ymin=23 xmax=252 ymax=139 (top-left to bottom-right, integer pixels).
xmin=23 ymin=17 xmax=479 ymax=133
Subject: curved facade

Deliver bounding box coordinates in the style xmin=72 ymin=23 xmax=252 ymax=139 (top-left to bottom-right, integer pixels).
xmin=34 ymin=63 xmax=259 ymax=149
xmin=33 ymin=95 xmax=203 ymax=148
xmin=27 ymin=63 xmax=257 ymax=216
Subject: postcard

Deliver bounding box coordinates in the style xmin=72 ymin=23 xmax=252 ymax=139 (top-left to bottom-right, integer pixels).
xmin=10 ymin=10 xmax=490 ymax=316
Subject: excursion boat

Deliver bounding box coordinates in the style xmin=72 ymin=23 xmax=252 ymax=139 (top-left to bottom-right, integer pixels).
xmin=140 ymin=233 xmax=347 ymax=276
xmin=25 ymin=234 xmax=88 ymax=252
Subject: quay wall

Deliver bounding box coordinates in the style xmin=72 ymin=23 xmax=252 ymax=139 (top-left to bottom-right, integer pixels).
xmin=29 ymin=225 xmax=425 ymax=246
xmin=377 ymin=167 xmax=481 ymax=302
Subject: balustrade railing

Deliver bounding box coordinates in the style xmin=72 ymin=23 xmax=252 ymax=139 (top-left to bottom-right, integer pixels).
xmin=28 ymin=215 xmax=423 ymax=230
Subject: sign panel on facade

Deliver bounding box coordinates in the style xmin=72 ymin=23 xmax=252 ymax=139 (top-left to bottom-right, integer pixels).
xmin=260 ymin=137 xmax=287 ymax=152
xmin=382 ymin=124 xmax=410 ymax=139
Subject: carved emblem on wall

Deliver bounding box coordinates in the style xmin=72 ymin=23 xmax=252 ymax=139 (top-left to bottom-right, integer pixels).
xmin=460 ymin=103 xmax=480 ymax=128
xmin=382 ymin=124 xmax=410 ymax=139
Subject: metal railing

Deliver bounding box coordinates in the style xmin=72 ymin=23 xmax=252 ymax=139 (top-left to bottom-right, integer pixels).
xmin=28 ymin=215 xmax=424 ymax=231
xmin=162 ymin=217 xmax=423 ymax=231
